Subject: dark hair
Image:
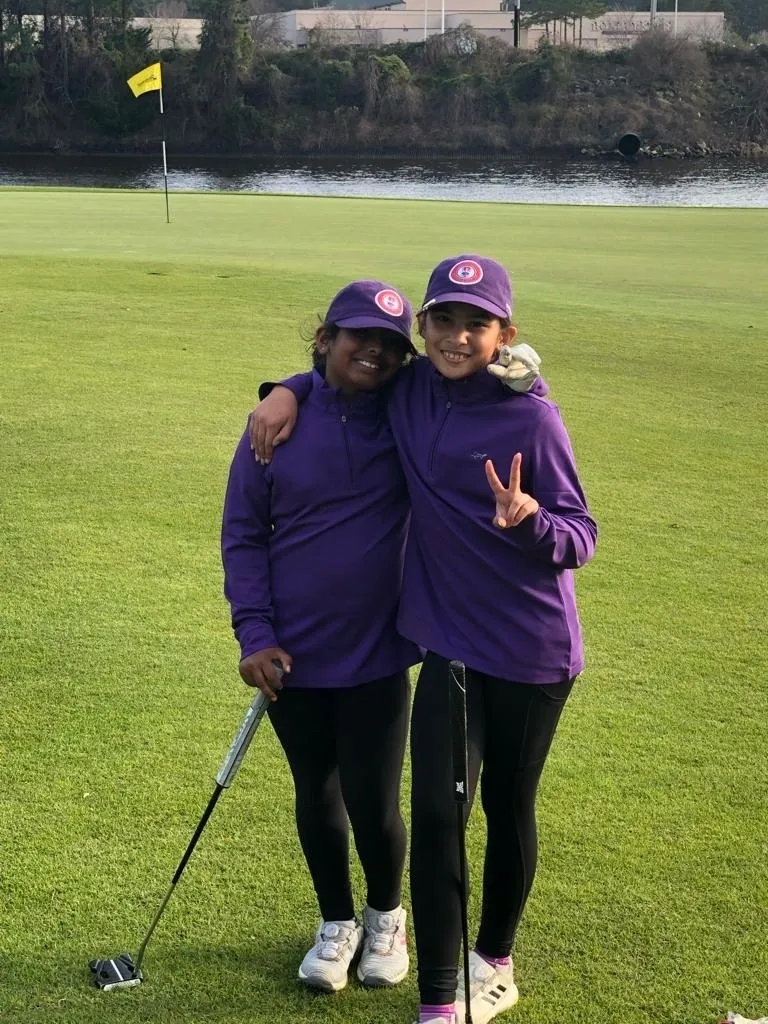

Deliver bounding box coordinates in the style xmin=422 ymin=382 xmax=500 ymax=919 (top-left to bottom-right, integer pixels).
xmin=306 ymin=322 xmax=339 ymax=372
xmin=306 ymin=321 xmax=414 ymax=373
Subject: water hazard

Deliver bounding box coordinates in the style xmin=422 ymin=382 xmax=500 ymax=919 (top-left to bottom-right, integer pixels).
xmin=1 ymin=153 xmax=766 ymax=206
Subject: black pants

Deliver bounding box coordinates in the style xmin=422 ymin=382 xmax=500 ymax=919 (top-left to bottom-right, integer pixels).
xmin=410 ymin=652 xmax=574 ymax=1005
xmin=268 ymin=671 xmax=410 ymax=922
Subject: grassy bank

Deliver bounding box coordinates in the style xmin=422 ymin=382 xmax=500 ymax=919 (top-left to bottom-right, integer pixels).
xmin=2 ymin=35 xmax=768 ymax=157
xmin=1 ymin=188 xmax=766 ymax=1024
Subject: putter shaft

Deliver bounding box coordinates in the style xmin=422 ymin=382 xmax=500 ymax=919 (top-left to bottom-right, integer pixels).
xmin=449 ymin=660 xmax=473 ymax=1024
xmin=91 ymin=669 xmax=281 ymax=990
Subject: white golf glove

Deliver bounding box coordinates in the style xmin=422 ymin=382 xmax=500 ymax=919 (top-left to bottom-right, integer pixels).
xmin=487 ymin=342 xmax=541 ymax=393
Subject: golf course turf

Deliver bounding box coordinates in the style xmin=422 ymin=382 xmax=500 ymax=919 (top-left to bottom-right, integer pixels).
xmin=1 ymin=187 xmax=766 ymax=1024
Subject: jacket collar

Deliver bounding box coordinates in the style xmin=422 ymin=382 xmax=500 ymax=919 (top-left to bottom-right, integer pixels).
xmin=309 ymin=368 xmax=386 ymax=418
xmin=422 ymin=357 xmax=550 ymax=404
xmin=425 ymin=359 xmax=508 ymax=405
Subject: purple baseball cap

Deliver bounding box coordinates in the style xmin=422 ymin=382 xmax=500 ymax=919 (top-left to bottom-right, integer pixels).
xmin=325 ymin=280 xmax=416 ymax=353
xmin=420 ymin=255 xmax=513 ymax=320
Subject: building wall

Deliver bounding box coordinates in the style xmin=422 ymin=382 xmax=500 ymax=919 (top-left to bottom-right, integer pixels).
xmin=128 ymin=10 xmax=723 ymax=51
xmin=281 ymin=5 xmax=528 ymax=44
xmin=281 ymin=8 xmax=723 ymax=48
xmin=543 ymin=11 xmax=725 ymax=49
xmin=133 ymin=17 xmax=204 ymax=49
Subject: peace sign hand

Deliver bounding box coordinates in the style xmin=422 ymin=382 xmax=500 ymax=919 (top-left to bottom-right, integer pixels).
xmin=485 ymin=453 xmax=540 ymax=529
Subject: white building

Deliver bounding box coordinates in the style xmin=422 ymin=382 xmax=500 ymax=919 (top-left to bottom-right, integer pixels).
xmin=278 ymin=2 xmax=724 ymax=49
xmin=133 ymin=6 xmax=724 ymax=51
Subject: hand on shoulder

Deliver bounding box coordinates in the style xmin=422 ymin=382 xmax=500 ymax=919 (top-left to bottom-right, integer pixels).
xmin=249 ymin=387 xmax=299 ymax=464
xmin=487 ymin=342 xmax=541 ymax=393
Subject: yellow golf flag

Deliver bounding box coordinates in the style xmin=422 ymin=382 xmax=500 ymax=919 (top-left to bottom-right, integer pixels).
xmin=127 ymin=62 xmax=162 ymax=98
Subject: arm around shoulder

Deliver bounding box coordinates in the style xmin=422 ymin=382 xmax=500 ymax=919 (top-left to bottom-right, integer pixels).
xmin=250 ymin=371 xmax=313 ymax=462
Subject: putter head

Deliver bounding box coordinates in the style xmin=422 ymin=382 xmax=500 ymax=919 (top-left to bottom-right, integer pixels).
xmin=89 ymin=953 xmax=143 ymax=990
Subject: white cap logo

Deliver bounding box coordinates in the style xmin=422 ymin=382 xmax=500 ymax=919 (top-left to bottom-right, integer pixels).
xmin=375 ymin=289 xmax=404 ymax=317
xmin=449 ymin=260 xmax=483 ymax=286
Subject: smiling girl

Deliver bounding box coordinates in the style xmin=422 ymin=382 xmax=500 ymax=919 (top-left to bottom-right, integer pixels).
xmin=249 ymin=256 xmax=597 ymax=1024
xmin=221 ymin=280 xmax=419 ymax=995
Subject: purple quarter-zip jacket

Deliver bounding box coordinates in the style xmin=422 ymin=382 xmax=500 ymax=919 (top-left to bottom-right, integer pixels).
xmin=388 ymin=357 xmax=596 ymax=683
xmin=222 ymin=370 xmax=420 ymax=688
xmin=276 ymin=357 xmax=597 ymax=684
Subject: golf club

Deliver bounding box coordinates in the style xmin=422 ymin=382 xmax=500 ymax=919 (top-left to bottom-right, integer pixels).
xmin=449 ymin=659 xmax=473 ymax=1024
xmin=89 ymin=662 xmax=283 ymax=991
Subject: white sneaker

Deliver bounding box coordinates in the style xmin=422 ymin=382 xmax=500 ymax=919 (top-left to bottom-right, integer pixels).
xmin=297 ymin=918 xmax=363 ymax=992
xmin=411 ymin=1017 xmax=455 ymax=1024
xmin=455 ymin=950 xmax=519 ymax=1023
xmin=357 ymin=904 xmax=409 ymax=986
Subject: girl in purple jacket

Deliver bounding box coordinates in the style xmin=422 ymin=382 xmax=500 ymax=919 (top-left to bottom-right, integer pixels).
xmin=222 ymin=280 xmax=420 ymax=994
xmin=250 ymin=256 xmax=597 ymax=1024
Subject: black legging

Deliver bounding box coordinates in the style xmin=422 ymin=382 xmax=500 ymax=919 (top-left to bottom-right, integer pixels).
xmin=268 ymin=671 xmax=410 ymax=922
xmin=410 ymin=652 xmax=574 ymax=1005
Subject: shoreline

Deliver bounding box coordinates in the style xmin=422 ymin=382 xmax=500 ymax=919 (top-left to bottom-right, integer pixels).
xmin=2 ymin=144 xmax=768 ymax=162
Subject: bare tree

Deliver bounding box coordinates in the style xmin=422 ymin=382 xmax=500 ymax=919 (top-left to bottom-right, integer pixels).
xmin=349 ymin=9 xmax=380 ymax=46
xmin=246 ymin=0 xmax=284 ymax=46
xmin=307 ymin=8 xmax=345 ymax=45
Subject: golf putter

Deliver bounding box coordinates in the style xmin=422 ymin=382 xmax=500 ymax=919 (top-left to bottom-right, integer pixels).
xmin=449 ymin=659 xmax=473 ymax=1024
xmin=89 ymin=661 xmax=283 ymax=991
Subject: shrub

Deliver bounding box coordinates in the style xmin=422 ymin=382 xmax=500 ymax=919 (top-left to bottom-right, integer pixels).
xmin=628 ymin=29 xmax=708 ymax=92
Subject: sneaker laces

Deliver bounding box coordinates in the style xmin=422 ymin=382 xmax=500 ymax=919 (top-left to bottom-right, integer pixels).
xmin=365 ymin=912 xmax=398 ymax=954
xmin=317 ymin=921 xmax=355 ymax=961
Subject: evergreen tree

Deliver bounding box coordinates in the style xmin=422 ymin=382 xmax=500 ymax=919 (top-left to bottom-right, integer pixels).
xmin=198 ymin=0 xmax=253 ymax=116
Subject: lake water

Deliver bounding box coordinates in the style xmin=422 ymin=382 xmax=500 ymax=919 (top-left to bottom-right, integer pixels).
xmin=1 ymin=153 xmax=767 ymax=206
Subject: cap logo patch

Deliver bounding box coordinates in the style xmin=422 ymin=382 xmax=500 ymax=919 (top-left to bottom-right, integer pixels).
xmin=449 ymin=260 xmax=483 ymax=286
xmin=375 ymin=289 xmax=404 ymax=317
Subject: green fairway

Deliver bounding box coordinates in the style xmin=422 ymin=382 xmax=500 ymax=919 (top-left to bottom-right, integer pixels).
xmin=1 ymin=187 xmax=766 ymax=1024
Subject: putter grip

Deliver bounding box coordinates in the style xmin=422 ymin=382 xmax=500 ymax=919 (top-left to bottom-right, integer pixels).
xmin=449 ymin=660 xmax=469 ymax=805
xmin=216 ymin=662 xmax=283 ymax=788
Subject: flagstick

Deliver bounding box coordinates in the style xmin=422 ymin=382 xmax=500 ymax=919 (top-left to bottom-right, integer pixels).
xmin=159 ymin=83 xmax=170 ymax=224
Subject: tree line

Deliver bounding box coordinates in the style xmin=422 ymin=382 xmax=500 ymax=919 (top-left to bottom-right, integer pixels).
xmin=0 ymin=0 xmax=766 ymax=152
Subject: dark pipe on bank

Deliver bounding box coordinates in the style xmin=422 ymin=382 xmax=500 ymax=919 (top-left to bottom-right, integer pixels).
xmin=617 ymin=133 xmax=642 ymax=158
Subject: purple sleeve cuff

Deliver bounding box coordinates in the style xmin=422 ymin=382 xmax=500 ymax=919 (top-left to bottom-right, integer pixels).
xmin=502 ymin=406 xmax=597 ymax=569
xmin=258 ymin=372 xmax=313 ymax=404
xmin=239 ymin=627 xmax=279 ymax=661
xmin=510 ymin=508 xmax=551 ymax=547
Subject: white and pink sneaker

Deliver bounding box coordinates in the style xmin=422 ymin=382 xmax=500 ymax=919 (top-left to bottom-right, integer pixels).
xmin=297 ymin=918 xmax=363 ymax=992
xmin=455 ymin=950 xmax=519 ymax=1023
xmin=357 ymin=904 xmax=409 ymax=986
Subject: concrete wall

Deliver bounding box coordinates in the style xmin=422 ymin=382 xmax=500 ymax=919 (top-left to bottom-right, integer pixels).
xmin=133 ymin=16 xmax=203 ymax=48
xmin=280 ymin=8 xmax=723 ymax=48
xmin=576 ymin=11 xmax=724 ymax=49
xmin=280 ymin=5 xmax=531 ymax=44
xmin=128 ymin=9 xmax=724 ymax=51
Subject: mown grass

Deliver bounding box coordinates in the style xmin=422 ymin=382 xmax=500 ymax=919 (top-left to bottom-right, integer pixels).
xmin=0 ymin=188 xmax=766 ymax=1024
